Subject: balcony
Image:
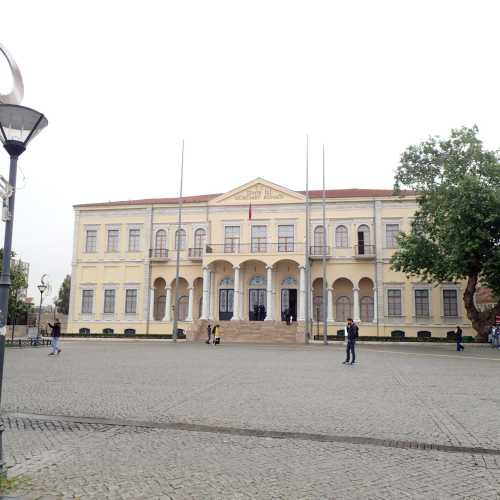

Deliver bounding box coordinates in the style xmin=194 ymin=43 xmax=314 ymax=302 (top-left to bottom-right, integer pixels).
xmin=149 ymin=248 xmax=169 ymax=261
xmin=188 ymin=247 xmax=204 ymax=260
xmin=205 ymin=242 xmax=303 ymax=255
xmin=354 ymin=243 xmax=376 ymax=259
xmin=309 ymin=246 xmax=331 ymax=259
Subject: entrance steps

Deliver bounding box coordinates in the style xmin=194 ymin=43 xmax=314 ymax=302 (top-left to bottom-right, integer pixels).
xmin=216 ymin=320 xmax=298 ymax=344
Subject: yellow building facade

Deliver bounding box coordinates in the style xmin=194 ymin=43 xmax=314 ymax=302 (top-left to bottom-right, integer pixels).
xmin=68 ymin=178 xmax=472 ymax=340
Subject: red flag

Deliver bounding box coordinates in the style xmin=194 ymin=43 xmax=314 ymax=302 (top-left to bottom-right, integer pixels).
xmin=248 ymin=202 xmax=252 ymax=220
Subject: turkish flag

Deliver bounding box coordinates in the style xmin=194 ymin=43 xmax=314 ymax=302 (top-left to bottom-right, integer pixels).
xmin=248 ymin=202 xmax=252 ymax=220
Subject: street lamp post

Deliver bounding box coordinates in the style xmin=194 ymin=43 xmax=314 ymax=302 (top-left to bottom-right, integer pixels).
xmin=37 ymin=282 xmax=48 ymax=340
xmin=0 ymin=104 xmax=47 ymax=474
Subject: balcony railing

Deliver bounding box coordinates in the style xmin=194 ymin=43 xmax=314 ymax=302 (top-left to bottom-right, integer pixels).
xmin=205 ymin=242 xmax=303 ymax=255
xmin=149 ymin=248 xmax=169 ymax=260
xmin=188 ymin=247 xmax=204 ymax=259
xmin=354 ymin=243 xmax=376 ymax=258
xmin=310 ymin=246 xmax=331 ymax=258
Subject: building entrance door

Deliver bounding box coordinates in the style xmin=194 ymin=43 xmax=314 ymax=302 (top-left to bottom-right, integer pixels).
xmin=249 ymin=289 xmax=266 ymax=321
xmin=219 ymin=289 xmax=234 ymax=320
xmin=281 ymin=289 xmax=297 ymax=321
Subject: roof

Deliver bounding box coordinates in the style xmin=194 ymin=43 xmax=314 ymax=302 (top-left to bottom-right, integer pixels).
xmin=74 ymin=188 xmax=414 ymax=209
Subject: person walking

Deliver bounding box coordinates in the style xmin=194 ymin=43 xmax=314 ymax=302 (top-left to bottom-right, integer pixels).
xmin=342 ymin=318 xmax=358 ymax=365
xmin=455 ymin=325 xmax=464 ymax=352
xmin=48 ymin=318 xmax=62 ymax=355
xmin=212 ymin=324 xmax=221 ymax=346
xmin=206 ymin=323 xmax=212 ymax=344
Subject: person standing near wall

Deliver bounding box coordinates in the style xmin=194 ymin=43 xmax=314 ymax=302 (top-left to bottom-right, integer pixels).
xmin=342 ymin=318 xmax=358 ymax=365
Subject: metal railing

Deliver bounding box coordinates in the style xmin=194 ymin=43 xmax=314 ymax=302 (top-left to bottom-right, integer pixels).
xmin=188 ymin=247 xmax=204 ymax=258
xmin=354 ymin=243 xmax=376 ymax=257
xmin=205 ymin=242 xmax=302 ymax=255
xmin=310 ymin=245 xmax=331 ymax=257
xmin=149 ymin=248 xmax=169 ymax=259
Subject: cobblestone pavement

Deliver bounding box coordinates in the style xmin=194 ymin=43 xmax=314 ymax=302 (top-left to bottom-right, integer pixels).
xmin=2 ymin=341 xmax=500 ymax=499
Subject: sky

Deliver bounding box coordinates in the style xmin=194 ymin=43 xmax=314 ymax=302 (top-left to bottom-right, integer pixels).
xmin=1 ymin=0 xmax=499 ymax=300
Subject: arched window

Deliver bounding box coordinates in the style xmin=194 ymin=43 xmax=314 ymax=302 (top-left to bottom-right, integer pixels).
xmin=313 ymin=296 xmax=324 ymax=321
xmin=155 ymin=230 xmax=167 ymax=250
xmin=336 ymin=296 xmax=351 ymax=322
xmin=154 ymin=295 xmax=166 ymax=320
xmin=177 ymin=295 xmax=188 ymax=321
xmin=313 ymin=226 xmax=326 ymax=256
xmin=220 ymin=277 xmax=234 ymax=288
xmin=175 ymin=229 xmax=186 ymax=250
xmin=335 ymin=225 xmax=348 ymax=248
xmin=358 ymin=224 xmax=370 ymax=245
xmin=102 ymin=328 xmax=114 ymax=334
xmin=360 ymin=296 xmax=374 ymax=322
xmin=249 ymin=275 xmax=266 ymax=288
xmin=124 ymin=328 xmax=136 ymax=335
xmin=194 ymin=228 xmax=206 ymax=250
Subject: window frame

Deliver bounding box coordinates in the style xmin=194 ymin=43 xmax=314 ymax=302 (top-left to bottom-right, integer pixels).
xmin=85 ymin=229 xmax=97 ymax=253
xmin=81 ymin=289 xmax=94 ymax=314
xmin=385 ymin=223 xmax=400 ymax=249
xmin=128 ymin=228 xmax=141 ymax=252
xmin=103 ymin=289 xmax=116 ymax=314
xmin=125 ymin=289 xmax=138 ymax=315
xmin=335 ymin=225 xmax=349 ymax=248
xmin=106 ymin=229 xmax=120 ymax=253
xmin=386 ymin=288 xmax=403 ymax=317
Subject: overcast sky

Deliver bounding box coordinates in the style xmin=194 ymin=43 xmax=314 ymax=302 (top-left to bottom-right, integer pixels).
xmin=1 ymin=0 xmax=499 ymax=300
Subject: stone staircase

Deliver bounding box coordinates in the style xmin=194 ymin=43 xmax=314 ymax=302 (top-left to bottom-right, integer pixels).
xmin=216 ymin=320 xmax=298 ymax=344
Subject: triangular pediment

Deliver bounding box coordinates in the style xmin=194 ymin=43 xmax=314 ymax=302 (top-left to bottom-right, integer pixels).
xmin=210 ymin=178 xmax=305 ymax=205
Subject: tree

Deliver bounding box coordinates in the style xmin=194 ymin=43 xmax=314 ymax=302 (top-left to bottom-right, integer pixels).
xmin=55 ymin=274 xmax=71 ymax=315
xmin=391 ymin=126 xmax=500 ymax=339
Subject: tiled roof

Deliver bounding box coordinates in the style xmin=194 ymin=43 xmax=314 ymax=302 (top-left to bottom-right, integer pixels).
xmin=74 ymin=188 xmax=414 ymax=208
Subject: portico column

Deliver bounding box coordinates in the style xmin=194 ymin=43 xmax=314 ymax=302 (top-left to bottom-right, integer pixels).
xmin=201 ymin=267 xmax=210 ymax=320
xmin=232 ymin=266 xmax=240 ymax=320
xmin=186 ymin=287 xmax=194 ymax=322
xmin=265 ymin=265 xmax=273 ymax=320
xmin=327 ymin=287 xmax=334 ymax=323
xmin=149 ymin=287 xmax=155 ymax=320
xmin=164 ymin=287 xmax=172 ymax=322
xmin=353 ymin=287 xmax=360 ymax=322
xmin=372 ymin=287 xmax=377 ymax=322
xmin=209 ymin=271 xmax=215 ymax=320
xmin=298 ymin=265 xmax=305 ymax=321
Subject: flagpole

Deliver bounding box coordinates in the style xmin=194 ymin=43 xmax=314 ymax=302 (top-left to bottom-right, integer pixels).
xmin=172 ymin=139 xmax=184 ymax=342
xmin=322 ymin=144 xmax=328 ymax=344
xmin=304 ymin=135 xmax=310 ymax=344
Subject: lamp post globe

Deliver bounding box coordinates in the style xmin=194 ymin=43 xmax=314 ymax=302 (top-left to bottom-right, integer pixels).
xmin=0 ymin=103 xmax=47 ymax=475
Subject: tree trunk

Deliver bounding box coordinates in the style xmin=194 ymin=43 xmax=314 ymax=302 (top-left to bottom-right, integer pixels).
xmin=463 ymin=273 xmax=500 ymax=340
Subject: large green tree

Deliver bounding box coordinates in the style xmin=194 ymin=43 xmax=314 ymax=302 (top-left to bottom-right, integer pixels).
xmin=55 ymin=274 xmax=71 ymax=315
xmin=391 ymin=126 xmax=500 ymax=338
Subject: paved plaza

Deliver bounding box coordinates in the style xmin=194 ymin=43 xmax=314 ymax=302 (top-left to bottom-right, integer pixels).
xmin=2 ymin=340 xmax=500 ymax=499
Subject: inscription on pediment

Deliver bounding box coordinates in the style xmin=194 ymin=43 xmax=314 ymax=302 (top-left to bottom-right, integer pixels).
xmin=233 ymin=185 xmax=285 ymax=201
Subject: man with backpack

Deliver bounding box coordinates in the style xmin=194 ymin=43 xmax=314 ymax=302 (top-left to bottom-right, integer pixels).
xmin=342 ymin=318 xmax=358 ymax=365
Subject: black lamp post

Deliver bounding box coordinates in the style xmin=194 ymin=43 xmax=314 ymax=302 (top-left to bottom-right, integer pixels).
xmin=0 ymin=104 xmax=47 ymax=474
xmin=37 ymin=282 xmax=48 ymax=340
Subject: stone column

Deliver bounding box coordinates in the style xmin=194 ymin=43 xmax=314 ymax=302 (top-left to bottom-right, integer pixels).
xmin=232 ymin=266 xmax=240 ymax=321
xmin=201 ymin=267 xmax=210 ymax=320
xmin=327 ymin=287 xmax=334 ymax=323
xmin=298 ymin=265 xmax=305 ymax=321
xmin=164 ymin=287 xmax=172 ymax=322
xmin=353 ymin=287 xmax=360 ymax=322
xmin=372 ymin=287 xmax=377 ymax=322
xmin=209 ymin=271 xmax=215 ymax=320
xmin=186 ymin=287 xmax=194 ymax=322
xmin=265 ymin=265 xmax=273 ymax=320
xmin=149 ymin=287 xmax=155 ymax=321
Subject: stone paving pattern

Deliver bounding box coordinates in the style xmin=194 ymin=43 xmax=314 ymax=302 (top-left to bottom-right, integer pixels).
xmin=2 ymin=341 xmax=500 ymax=499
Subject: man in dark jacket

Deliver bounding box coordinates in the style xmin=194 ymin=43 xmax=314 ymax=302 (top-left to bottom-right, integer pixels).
xmin=456 ymin=326 xmax=464 ymax=352
xmin=343 ymin=318 xmax=358 ymax=365
xmin=48 ymin=319 xmax=61 ymax=355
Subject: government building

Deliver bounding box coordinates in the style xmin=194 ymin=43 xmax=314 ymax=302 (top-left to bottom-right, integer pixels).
xmin=67 ymin=178 xmax=472 ymax=342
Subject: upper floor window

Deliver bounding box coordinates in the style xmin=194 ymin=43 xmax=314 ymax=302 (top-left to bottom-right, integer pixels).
xmin=85 ymin=229 xmax=97 ymax=253
xmin=81 ymin=290 xmax=93 ymax=314
xmin=335 ymin=225 xmax=348 ymax=248
xmin=224 ymin=226 xmax=240 ymax=253
xmin=107 ymin=229 xmax=119 ymax=252
xmin=314 ymin=226 xmax=326 ymax=247
xmin=155 ymin=229 xmax=167 ymax=250
xmin=175 ymin=229 xmax=186 ymax=250
xmin=278 ymin=225 xmax=294 ymax=252
xmin=386 ymin=223 xmax=400 ymax=248
xmin=125 ymin=289 xmax=137 ymax=314
xmin=251 ymin=225 xmax=267 ymax=252
xmin=357 ymin=224 xmax=371 ymax=255
xmin=387 ymin=289 xmax=402 ymax=317
xmin=415 ymin=289 xmax=430 ymax=318
xmin=103 ymin=289 xmax=115 ymax=314
xmin=443 ymin=289 xmax=458 ymax=317
xmin=194 ymin=228 xmax=206 ymax=250
xmin=128 ymin=229 xmax=141 ymax=252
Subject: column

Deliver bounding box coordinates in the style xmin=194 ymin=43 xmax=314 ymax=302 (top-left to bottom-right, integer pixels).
xmin=265 ymin=265 xmax=273 ymax=320
xmin=201 ymin=267 xmax=209 ymax=320
xmin=149 ymin=287 xmax=155 ymax=320
xmin=209 ymin=271 xmax=215 ymax=320
xmin=327 ymin=288 xmax=334 ymax=323
xmin=298 ymin=265 xmax=305 ymax=321
xmin=372 ymin=287 xmax=378 ymax=322
xmin=353 ymin=287 xmax=360 ymax=322
xmin=164 ymin=287 xmax=172 ymax=322
xmin=186 ymin=287 xmax=194 ymax=322
xmin=232 ymin=266 xmax=240 ymax=320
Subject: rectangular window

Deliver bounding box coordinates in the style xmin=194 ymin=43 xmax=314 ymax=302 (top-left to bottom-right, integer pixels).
xmin=125 ymin=289 xmax=137 ymax=314
xmin=415 ymin=289 xmax=430 ymax=318
xmin=81 ymin=290 xmax=93 ymax=314
xmin=386 ymin=224 xmax=400 ymax=248
xmin=224 ymin=226 xmax=240 ymax=253
xmin=443 ymin=289 xmax=458 ymax=317
xmin=251 ymin=225 xmax=267 ymax=252
xmin=278 ymin=225 xmax=294 ymax=252
xmin=104 ymin=289 xmax=115 ymax=314
xmin=85 ymin=230 xmax=97 ymax=252
xmin=128 ymin=229 xmax=140 ymax=252
xmin=107 ymin=229 xmax=119 ymax=252
xmin=387 ymin=289 xmax=402 ymax=316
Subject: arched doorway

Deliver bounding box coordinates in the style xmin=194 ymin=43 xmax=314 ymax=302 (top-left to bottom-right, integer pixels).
xmin=281 ymin=276 xmax=297 ymax=322
xmin=249 ymin=275 xmax=266 ymax=321
xmin=153 ymin=277 xmax=166 ymax=320
xmin=219 ymin=276 xmax=234 ymax=320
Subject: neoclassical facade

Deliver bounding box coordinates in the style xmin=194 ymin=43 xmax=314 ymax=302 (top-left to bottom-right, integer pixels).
xmin=67 ymin=178 xmax=472 ymax=339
